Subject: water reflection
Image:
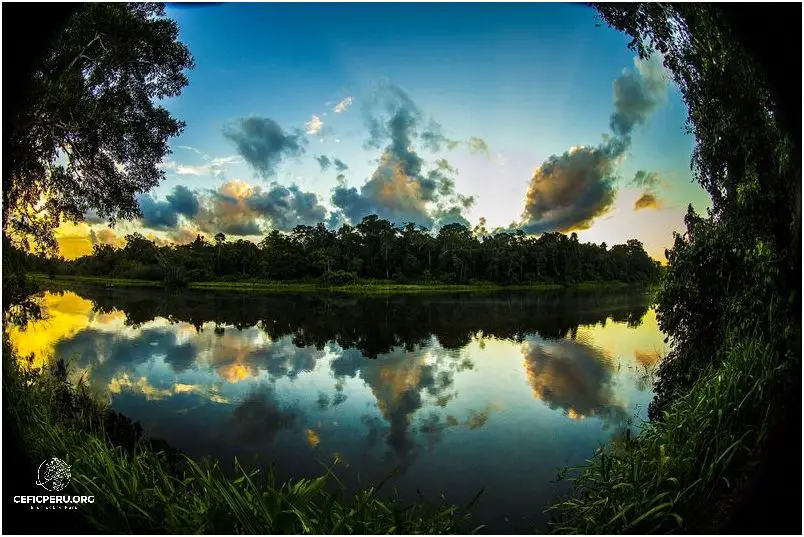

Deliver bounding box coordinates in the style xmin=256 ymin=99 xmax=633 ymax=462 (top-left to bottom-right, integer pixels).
xmin=226 ymin=386 xmax=300 ymax=447
xmin=523 ymin=338 xmax=626 ymax=423
xmin=8 ymin=284 xmax=666 ymax=532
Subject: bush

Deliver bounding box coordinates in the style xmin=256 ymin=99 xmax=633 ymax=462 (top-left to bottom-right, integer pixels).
xmin=320 ymin=270 xmax=358 ymax=286
xmin=439 ymin=272 xmax=456 ymax=284
xmin=186 ymin=268 xmax=213 ymax=282
xmin=548 ymin=333 xmax=788 ymax=533
xmin=113 ymin=262 xmax=163 ymax=281
xmin=164 ymin=267 xmax=188 ymax=288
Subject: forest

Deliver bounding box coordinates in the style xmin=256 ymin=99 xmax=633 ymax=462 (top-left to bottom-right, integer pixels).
xmin=21 ymin=217 xmax=661 ymax=286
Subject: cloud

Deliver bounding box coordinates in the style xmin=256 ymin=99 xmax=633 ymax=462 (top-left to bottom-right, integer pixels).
xmin=520 ymin=142 xmax=622 ymax=234
xmin=466 ymin=137 xmax=490 ymax=156
xmin=421 ymin=120 xmax=461 ymax=152
xmin=305 ymin=115 xmax=323 ymax=135
xmin=315 ymin=155 xmax=331 ymax=171
xmin=159 ymin=159 xmax=230 ymax=179
xmin=165 ymin=185 xmax=200 ymax=218
xmin=135 ymin=180 xmax=329 ymax=237
xmin=631 ymin=170 xmax=661 ymax=211
xmin=523 ymin=338 xmax=628 ymax=424
xmin=137 ymin=194 xmax=179 ymax=230
xmin=333 ymin=158 xmax=348 ymax=172
xmin=330 ymin=84 xmax=473 ymax=228
xmin=330 ymin=161 xmax=431 ymax=228
xmin=245 ymin=183 xmax=328 ymax=231
xmin=169 ymin=227 xmax=201 ymax=245
xmin=631 ymin=170 xmax=660 ymax=188
xmin=223 ymin=117 xmax=307 ymax=178
xmin=333 ymin=96 xmax=353 ymax=113
xmin=634 ymin=192 xmax=660 ymax=211
xmin=176 ymin=145 xmax=205 ymax=157
xmin=162 ymin=147 xmax=242 ymax=180
xmin=420 ymin=122 xmax=488 ymax=157
xmin=434 ymin=206 xmax=471 ymax=229
xmin=519 ymin=55 xmax=668 ymax=234
xmin=89 ymin=227 xmax=125 ymax=249
xmin=196 ymin=181 xmax=265 ymax=236
xmin=610 ymin=54 xmax=670 ymax=140
xmin=55 ymin=326 xmax=198 ymax=392
xmin=136 ymin=185 xmax=203 ymax=231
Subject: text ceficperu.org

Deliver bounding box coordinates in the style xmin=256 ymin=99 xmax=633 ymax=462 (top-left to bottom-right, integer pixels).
xmin=14 ymin=495 xmax=94 ymax=504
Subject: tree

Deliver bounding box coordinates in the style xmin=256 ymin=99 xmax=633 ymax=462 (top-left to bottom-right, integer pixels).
xmin=3 ymin=3 xmax=194 ymax=254
xmin=593 ymin=3 xmax=800 ymax=420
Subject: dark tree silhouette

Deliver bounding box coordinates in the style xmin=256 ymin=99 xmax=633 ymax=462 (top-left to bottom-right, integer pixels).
xmin=3 ymin=3 xmax=194 ymax=254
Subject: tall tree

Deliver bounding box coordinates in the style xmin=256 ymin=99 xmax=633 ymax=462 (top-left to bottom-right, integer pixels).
xmin=593 ymin=3 xmax=800 ymax=419
xmin=3 ymin=3 xmax=194 ymax=254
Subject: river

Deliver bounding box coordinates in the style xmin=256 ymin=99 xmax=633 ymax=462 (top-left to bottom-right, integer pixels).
xmin=8 ymin=284 xmax=666 ymax=532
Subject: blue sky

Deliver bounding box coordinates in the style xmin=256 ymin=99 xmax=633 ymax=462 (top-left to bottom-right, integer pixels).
xmin=58 ymin=2 xmax=710 ymax=261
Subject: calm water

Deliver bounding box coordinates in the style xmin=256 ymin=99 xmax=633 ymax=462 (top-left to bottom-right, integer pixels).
xmin=9 ymin=285 xmax=666 ymax=532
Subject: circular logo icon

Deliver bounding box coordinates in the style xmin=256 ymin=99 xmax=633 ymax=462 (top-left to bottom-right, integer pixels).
xmin=36 ymin=457 xmax=71 ymax=492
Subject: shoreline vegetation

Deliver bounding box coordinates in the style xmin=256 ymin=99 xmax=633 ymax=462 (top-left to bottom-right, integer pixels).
xmin=547 ymin=330 xmax=790 ymax=533
xmin=28 ymin=272 xmax=646 ymax=295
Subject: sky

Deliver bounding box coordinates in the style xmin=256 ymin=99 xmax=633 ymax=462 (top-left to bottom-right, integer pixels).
xmin=56 ymin=2 xmax=711 ymax=262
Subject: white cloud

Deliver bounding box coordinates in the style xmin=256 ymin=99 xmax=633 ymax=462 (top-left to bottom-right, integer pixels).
xmin=166 ymin=145 xmax=243 ymax=178
xmin=209 ymin=156 xmax=241 ymax=167
xmin=333 ymin=96 xmax=353 ymax=113
xmin=160 ymin=154 xmax=243 ymax=178
xmin=176 ymin=145 xmax=206 ymax=157
xmin=305 ymin=115 xmax=323 ymax=135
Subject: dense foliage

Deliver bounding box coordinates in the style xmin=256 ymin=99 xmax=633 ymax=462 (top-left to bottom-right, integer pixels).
xmin=592 ymin=3 xmax=800 ymax=420
xmin=549 ymin=3 xmax=800 ymax=533
xmin=2 ymin=3 xmax=193 ymax=255
xmin=24 ymin=216 xmax=661 ymax=286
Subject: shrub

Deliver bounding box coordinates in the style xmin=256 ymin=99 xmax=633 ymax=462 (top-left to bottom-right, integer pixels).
xmin=320 ymin=270 xmax=358 ymax=286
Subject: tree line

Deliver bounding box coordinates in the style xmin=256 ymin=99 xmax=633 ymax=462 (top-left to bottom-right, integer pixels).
xmin=25 ymin=215 xmax=662 ymax=286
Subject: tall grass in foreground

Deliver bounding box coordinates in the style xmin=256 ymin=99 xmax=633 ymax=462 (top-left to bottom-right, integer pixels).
xmin=4 ymin=344 xmax=474 ymax=534
xmin=547 ymin=331 xmax=790 ymax=533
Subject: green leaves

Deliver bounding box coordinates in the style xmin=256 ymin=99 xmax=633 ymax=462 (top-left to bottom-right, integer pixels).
xmin=5 ymin=3 xmax=194 ymax=254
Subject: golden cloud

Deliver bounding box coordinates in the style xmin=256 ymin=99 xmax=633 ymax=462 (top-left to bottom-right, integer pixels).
xmin=634 ymin=192 xmax=660 ymax=211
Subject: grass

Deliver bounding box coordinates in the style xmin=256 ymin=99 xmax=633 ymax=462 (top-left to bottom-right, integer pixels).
xmin=190 ymin=279 xmax=565 ymax=294
xmin=572 ymin=281 xmax=634 ymax=290
xmin=546 ymin=328 xmax=789 ymax=533
xmin=4 ymin=340 xmax=478 ymax=534
xmin=29 ymin=273 xmax=649 ymax=295
xmin=28 ymin=273 xmax=164 ymax=288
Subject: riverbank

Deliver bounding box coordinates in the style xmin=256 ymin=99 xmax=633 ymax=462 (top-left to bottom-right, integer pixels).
xmin=546 ymin=330 xmax=796 ymax=533
xmin=3 ymin=337 xmax=474 ymax=534
xmin=29 ymin=273 xmax=647 ymax=295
